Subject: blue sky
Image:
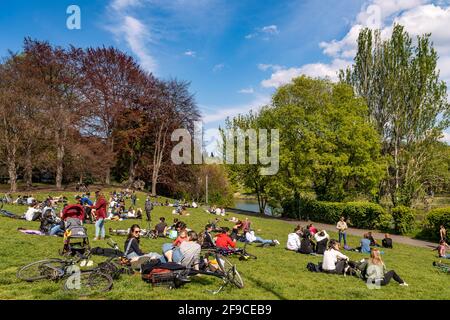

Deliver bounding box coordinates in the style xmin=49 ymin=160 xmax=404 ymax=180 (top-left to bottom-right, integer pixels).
xmin=1 ymin=0 xmax=449 ymax=145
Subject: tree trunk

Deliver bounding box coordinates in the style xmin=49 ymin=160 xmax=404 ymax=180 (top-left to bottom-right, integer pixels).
xmin=105 ymin=137 xmax=114 ymax=185
xmin=128 ymin=157 xmax=135 ymax=186
xmin=7 ymin=145 xmax=17 ymax=193
xmin=24 ymin=143 xmax=33 ymax=189
xmin=55 ymin=130 xmax=65 ymax=190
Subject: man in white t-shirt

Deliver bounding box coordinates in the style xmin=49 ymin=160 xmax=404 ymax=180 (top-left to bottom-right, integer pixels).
xmin=336 ymin=217 xmax=348 ymax=247
xmin=286 ymin=226 xmax=302 ymax=251
xmin=322 ymin=240 xmax=349 ymax=274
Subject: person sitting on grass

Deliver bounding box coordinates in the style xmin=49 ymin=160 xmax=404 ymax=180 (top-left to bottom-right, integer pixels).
xmin=308 ymin=224 xmax=318 ymax=236
xmin=287 ymin=226 xmax=302 ymax=251
xmin=433 ymin=240 xmax=450 ymax=259
xmin=154 ymin=217 xmax=168 ymax=237
xmin=215 ymin=227 xmax=237 ymax=250
xmin=124 ymin=224 xmax=163 ymax=263
xmin=314 ymin=230 xmax=330 ymax=255
xmin=382 ymin=234 xmax=393 ymax=249
xmin=173 ymin=230 xmax=188 ymax=247
xmin=366 ymin=248 xmax=408 ymax=287
xmin=200 ymin=224 xmax=216 ymax=249
xmin=359 ymin=233 xmax=372 ymax=254
xmin=299 ymin=230 xmax=314 ymax=254
xmin=245 ymin=230 xmax=280 ymax=246
xmin=367 ymin=232 xmax=381 ymax=247
xmin=162 ymin=231 xmax=201 ymax=270
xmin=322 ymin=240 xmax=349 ymax=274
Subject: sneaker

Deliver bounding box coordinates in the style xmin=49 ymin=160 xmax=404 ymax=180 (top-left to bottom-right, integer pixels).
xmin=399 ymin=282 xmax=409 ymax=287
xmin=273 ymin=239 xmax=280 ymax=245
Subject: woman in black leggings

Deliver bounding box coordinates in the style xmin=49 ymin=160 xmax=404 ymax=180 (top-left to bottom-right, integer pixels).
xmin=366 ymin=249 xmax=408 ymax=287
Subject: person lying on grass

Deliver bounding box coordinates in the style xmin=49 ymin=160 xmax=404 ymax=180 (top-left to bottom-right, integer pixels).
xmin=123 ymin=224 xmax=163 ymax=263
xmin=162 ymin=231 xmax=201 ymax=270
xmin=322 ymin=240 xmax=349 ymax=274
xmin=245 ymin=230 xmax=280 ymax=246
xmin=366 ymin=248 xmax=408 ymax=287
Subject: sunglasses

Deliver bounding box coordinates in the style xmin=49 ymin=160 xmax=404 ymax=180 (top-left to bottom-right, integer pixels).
xmin=134 ymin=230 xmax=141 ymax=234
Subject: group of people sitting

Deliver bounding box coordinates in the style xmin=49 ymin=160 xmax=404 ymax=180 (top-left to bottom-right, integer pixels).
xmin=206 ymin=205 xmax=226 ymax=216
xmin=286 ymin=224 xmax=331 ymax=255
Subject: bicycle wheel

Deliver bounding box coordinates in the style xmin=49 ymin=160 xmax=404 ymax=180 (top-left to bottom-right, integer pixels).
xmin=216 ymin=255 xmax=244 ymax=289
xmin=17 ymin=259 xmax=66 ymax=282
xmin=64 ymin=271 xmax=113 ymax=296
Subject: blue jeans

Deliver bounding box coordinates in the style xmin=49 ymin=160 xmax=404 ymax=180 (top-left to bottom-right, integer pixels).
xmin=162 ymin=243 xmax=183 ymax=263
xmin=49 ymin=225 xmax=63 ymax=236
xmin=254 ymin=237 xmax=273 ymax=245
xmin=339 ymin=232 xmax=347 ymax=245
xmin=95 ymin=218 xmax=105 ymax=239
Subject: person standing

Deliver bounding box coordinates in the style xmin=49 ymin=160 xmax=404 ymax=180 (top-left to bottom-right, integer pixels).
xmin=440 ymin=225 xmax=447 ymax=242
xmin=92 ymin=191 xmax=107 ymax=241
xmin=131 ymin=191 xmax=137 ymax=207
xmin=336 ymin=217 xmax=348 ymax=248
xmin=144 ymin=196 xmax=153 ymax=222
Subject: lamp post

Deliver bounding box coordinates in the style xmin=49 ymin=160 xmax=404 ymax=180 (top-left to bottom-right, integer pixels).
xmin=205 ymin=174 xmax=209 ymax=205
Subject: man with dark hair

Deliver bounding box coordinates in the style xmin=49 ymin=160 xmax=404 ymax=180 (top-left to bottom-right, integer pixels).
xmin=154 ymin=217 xmax=168 ymax=237
xmin=201 ymin=224 xmax=215 ymax=249
xmin=144 ymin=196 xmax=153 ymax=222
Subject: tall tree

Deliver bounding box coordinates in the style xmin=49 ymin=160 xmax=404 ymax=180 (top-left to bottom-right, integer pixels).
xmin=342 ymin=25 xmax=450 ymax=206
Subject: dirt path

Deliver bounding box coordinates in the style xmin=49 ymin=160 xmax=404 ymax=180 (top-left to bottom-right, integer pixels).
xmin=225 ymin=208 xmax=438 ymax=249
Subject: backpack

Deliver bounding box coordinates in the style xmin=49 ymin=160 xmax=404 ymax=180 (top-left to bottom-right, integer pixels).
xmin=65 ymin=218 xmax=87 ymax=238
xmin=306 ymin=262 xmax=321 ymax=272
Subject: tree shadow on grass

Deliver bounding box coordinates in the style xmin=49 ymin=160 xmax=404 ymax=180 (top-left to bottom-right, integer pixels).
xmin=244 ymin=274 xmax=288 ymax=300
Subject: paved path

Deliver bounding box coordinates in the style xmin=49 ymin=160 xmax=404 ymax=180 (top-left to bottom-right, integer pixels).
xmin=225 ymin=208 xmax=437 ymax=249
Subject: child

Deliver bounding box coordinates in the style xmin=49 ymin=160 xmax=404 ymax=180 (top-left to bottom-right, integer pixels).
xmin=173 ymin=230 xmax=188 ymax=247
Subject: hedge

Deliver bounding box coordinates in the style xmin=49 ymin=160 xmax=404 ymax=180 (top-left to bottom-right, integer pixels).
xmin=422 ymin=207 xmax=450 ymax=240
xmin=283 ymin=199 xmax=386 ymax=229
xmin=391 ymin=205 xmax=416 ymax=235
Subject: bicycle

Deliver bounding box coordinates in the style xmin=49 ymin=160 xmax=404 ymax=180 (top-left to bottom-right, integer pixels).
xmin=16 ymin=254 xmax=113 ymax=296
xmin=144 ymin=249 xmax=244 ymax=294
xmin=433 ymin=261 xmax=450 ymax=274
xmin=204 ymin=242 xmax=257 ymax=261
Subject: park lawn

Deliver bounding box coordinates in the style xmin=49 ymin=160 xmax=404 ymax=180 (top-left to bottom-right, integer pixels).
xmin=0 ymin=191 xmax=448 ymax=300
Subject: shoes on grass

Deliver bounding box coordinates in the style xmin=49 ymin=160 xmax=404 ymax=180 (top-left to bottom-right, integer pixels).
xmin=399 ymin=282 xmax=409 ymax=287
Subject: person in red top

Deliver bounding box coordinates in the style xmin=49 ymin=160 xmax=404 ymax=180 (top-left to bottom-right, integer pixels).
xmin=61 ymin=204 xmax=85 ymax=222
xmin=215 ymin=227 xmax=236 ymax=250
xmin=173 ymin=230 xmax=188 ymax=247
xmin=91 ymin=191 xmax=107 ymax=241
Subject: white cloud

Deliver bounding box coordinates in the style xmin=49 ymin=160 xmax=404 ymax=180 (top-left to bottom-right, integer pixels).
xmin=107 ymin=1 xmax=157 ymax=73
xmin=245 ymin=25 xmax=279 ymax=40
xmin=262 ymin=1 xmax=450 ymax=90
xmin=238 ymin=87 xmax=255 ymax=94
xmin=261 ymin=59 xmax=351 ymax=88
xmin=258 ymin=64 xmax=284 ymax=72
xmin=213 ymin=63 xmax=225 ymax=72
xmin=202 ymin=94 xmax=271 ymax=124
xmin=184 ymin=50 xmax=197 ymax=57
xmin=261 ymin=25 xmax=279 ymax=35
xmin=110 ymin=0 xmax=142 ymax=11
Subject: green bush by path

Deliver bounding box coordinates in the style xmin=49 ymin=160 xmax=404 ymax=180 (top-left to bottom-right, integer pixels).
xmin=421 ymin=207 xmax=450 ymax=241
xmin=391 ymin=206 xmax=416 ymax=235
xmin=291 ymin=199 xmax=386 ymax=229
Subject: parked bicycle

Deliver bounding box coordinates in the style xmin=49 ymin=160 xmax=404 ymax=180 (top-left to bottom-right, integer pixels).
xmin=16 ymin=254 xmax=113 ymax=296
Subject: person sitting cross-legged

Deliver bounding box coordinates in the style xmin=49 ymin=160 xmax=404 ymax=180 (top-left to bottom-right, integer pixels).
xmin=322 ymin=240 xmax=349 ymax=275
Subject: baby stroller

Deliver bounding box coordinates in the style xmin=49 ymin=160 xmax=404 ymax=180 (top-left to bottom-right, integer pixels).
xmin=61 ymin=217 xmax=90 ymax=257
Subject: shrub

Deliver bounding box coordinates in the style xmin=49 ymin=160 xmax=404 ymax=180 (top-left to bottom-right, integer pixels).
xmin=391 ymin=205 xmax=416 ymax=235
xmin=422 ymin=207 xmax=450 ymax=240
xmin=376 ymin=213 xmax=394 ymax=232
xmin=282 ymin=198 xmax=386 ymax=229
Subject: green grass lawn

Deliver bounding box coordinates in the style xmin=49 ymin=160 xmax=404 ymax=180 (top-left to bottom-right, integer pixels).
xmin=0 ymin=191 xmax=448 ymax=300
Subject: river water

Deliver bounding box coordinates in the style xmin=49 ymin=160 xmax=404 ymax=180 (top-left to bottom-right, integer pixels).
xmin=233 ymin=198 xmax=273 ymax=216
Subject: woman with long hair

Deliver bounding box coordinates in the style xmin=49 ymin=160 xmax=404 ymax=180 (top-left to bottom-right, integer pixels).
xmin=366 ymin=248 xmax=408 ymax=287
xmin=91 ymin=190 xmax=107 ymax=241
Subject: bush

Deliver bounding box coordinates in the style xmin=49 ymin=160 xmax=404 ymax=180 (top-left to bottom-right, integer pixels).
xmin=376 ymin=213 xmax=394 ymax=232
xmin=282 ymin=198 xmax=386 ymax=229
xmin=391 ymin=206 xmax=416 ymax=235
xmin=422 ymin=207 xmax=450 ymax=240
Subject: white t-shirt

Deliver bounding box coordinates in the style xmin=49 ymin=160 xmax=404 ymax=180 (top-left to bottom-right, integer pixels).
xmin=322 ymin=249 xmax=349 ymax=271
xmin=215 ymin=208 xmax=222 ymax=215
xmin=286 ymin=233 xmax=301 ymax=251
xmin=24 ymin=207 xmax=39 ymax=221
xmin=314 ymin=231 xmax=330 ymax=243
xmin=245 ymin=231 xmax=257 ymax=243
